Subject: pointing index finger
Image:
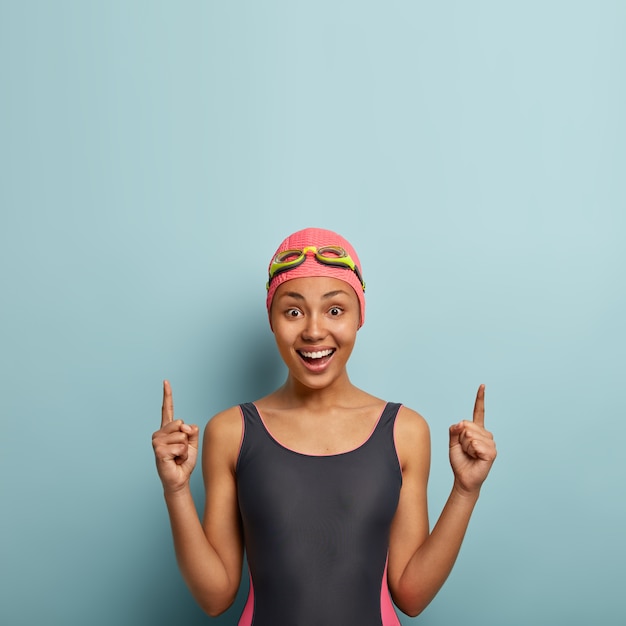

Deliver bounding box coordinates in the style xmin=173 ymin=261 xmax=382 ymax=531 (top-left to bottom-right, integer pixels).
xmin=473 ymin=384 xmax=485 ymax=427
xmin=161 ymin=380 xmax=174 ymax=427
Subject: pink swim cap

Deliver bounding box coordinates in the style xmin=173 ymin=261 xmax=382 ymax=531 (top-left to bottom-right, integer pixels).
xmin=266 ymin=227 xmax=366 ymax=327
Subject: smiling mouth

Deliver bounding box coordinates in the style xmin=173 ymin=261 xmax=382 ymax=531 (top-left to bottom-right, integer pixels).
xmin=297 ymin=348 xmax=335 ymax=364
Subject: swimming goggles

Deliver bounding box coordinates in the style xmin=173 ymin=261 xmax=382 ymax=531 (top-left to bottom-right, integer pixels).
xmin=266 ymin=245 xmax=366 ymax=291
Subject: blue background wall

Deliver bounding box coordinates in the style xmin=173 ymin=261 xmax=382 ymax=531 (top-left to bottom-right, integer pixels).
xmin=1 ymin=2 xmax=624 ymax=625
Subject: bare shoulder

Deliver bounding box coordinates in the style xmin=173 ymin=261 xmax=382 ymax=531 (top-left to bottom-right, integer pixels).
xmin=204 ymin=405 xmax=243 ymax=437
xmin=395 ymin=405 xmax=430 ymax=438
xmin=203 ymin=405 xmax=243 ymax=471
xmin=394 ymin=405 xmax=430 ymax=471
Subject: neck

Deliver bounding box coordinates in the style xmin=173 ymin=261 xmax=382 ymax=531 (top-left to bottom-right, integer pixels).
xmin=277 ymin=372 xmax=359 ymax=409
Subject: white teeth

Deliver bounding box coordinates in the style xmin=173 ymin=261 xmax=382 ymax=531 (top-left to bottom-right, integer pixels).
xmin=299 ymin=349 xmax=334 ymax=359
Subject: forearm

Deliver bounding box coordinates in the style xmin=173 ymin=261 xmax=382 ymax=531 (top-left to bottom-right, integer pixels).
xmin=164 ymin=487 xmax=237 ymax=616
xmin=395 ymin=483 xmax=480 ymax=616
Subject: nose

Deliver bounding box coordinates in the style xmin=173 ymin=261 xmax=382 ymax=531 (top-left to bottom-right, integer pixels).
xmin=301 ymin=312 xmax=326 ymax=342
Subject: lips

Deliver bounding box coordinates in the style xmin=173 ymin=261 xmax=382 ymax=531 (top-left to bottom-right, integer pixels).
xmin=299 ymin=349 xmax=334 ymax=359
xmin=297 ymin=348 xmax=336 ymax=370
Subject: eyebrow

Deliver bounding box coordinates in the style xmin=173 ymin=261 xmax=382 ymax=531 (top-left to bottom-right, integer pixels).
xmin=322 ymin=290 xmax=350 ymax=299
xmin=279 ymin=289 xmax=350 ymax=301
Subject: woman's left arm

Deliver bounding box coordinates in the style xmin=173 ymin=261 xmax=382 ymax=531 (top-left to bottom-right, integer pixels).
xmin=388 ymin=385 xmax=497 ymax=617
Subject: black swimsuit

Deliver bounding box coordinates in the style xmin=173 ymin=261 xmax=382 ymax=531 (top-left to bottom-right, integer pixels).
xmin=236 ymin=402 xmax=403 ymax=626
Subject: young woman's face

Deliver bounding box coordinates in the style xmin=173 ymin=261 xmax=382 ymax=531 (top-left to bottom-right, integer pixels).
xmin=269 ymin=276 xmax=361 ymax=390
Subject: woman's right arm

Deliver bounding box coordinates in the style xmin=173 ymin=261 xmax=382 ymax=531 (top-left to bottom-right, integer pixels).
xmin=152 ymin=381 xmax=244 ymax=617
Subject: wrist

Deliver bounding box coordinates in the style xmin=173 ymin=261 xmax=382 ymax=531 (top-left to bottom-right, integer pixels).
xmin=163 ymin=483 xmax=193 ymax=502
xmin=451 ymin=480 xmax=481 ymax=502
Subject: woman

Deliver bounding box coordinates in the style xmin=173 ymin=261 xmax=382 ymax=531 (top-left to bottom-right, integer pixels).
xmin=152 ymin=227 xmax=497 ymax=625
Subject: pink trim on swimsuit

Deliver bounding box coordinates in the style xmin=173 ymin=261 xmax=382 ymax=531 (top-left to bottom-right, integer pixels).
xmin=252 ymin=402 xmax=389 ymax=457
xmin=237 ymin=572 xmax=254 ymax=626
xmin=380 ymin=558 xmax=402 ymax=626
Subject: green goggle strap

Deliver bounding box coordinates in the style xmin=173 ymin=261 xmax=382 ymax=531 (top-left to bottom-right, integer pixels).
xmin=266 ymin=247 xmax=365 ymax=291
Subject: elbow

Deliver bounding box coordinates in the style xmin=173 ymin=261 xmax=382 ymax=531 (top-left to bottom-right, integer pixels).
xmin=394 ymin=600 xmax=426 ymax=619
xmin=390 ymin=586 xmax=429 ymax=619
xmin=192 ymin=581 xmax=239 ymax=618
xmin=402 ymin=607 xmax=425 ymax=619
xmin=205 ymin=605 xmax=229 ymax=618
xmin=200 ymin=594 xmax=237 ymax=618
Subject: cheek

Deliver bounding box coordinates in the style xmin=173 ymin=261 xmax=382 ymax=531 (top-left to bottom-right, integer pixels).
xmin=335 ymin=318 xmax=359 ymax=342
xmin=271 ymin=320 xmax=299 ymax=349
xmin=343 ymin=309 xmax=361 ymax=332
xmin=273 ymin=334 xmax=294 ymax=364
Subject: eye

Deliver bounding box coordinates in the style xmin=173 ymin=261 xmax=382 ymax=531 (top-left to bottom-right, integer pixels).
xmin=286 ymin=308 xmax=303 ymax=318
xmin=328 ymin=306 xmax=343 ymax=317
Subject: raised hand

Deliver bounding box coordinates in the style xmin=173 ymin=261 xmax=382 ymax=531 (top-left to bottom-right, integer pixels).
xmin=152 ymin=380 xmax=200 ymax=493
xmin=448 ymin=385 xmax=497 ymax=495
